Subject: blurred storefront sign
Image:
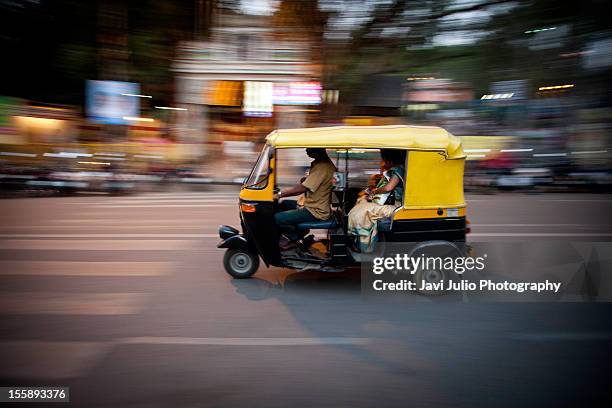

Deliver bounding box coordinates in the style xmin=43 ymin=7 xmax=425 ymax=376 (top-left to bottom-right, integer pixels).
xmin=273 ymin=82 xmax=321 ymax=105
xmin=208 ymin=81 xmax=243 ymax=106
xmin=490 ymin=80 xmax=528 ymax=100
xmin=583 ymin=37 xmax=612 ymax=71
xmin=528 ymin=25 xmax=569 ymax=51
xmin=173 ymin=10 xmax=321 ymax=142
xmin=7 ymin=104 xmax=78 ymax=144
xmin=243 ymin=81 xmax=273 ymax=117
xmin=405 ymin=79 xmax=472 ymax=103
xmin=86 ymin=80 xmax=140 ymax=125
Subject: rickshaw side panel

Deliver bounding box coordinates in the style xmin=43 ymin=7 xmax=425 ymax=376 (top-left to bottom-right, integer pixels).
xmin=240 ymin=201 xmax=282 ymax=266
xmin=387 ymin=217 xmax=466 ymax=242
xmin=238 ymin=152 xmax=283 ymax=267
xmin=404 ymin=151 xmax=465 ymax=209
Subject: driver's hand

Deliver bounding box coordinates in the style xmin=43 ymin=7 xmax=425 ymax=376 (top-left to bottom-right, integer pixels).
xmin=273 ymin=192 xmax=281 ymax=200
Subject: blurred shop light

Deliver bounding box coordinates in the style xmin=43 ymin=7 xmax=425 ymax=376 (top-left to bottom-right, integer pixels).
xmin=93 ymin=156 xmax=126 ymax=161
xmin=95 ymin=152 xmax=126 ymax=157
xmin=121 ymin=93 xmax=152 ymax=98
xmin=243 ymin=81 xmax=273 ymax=117
xmin=123 ymin=116 xmax=155 ymax=122
xmin=560 ymin=51 xmax=592 ymax=58
xmin=570 ymin=150 xmax=608 ymax=155
xmin=322 ymin=90 xmax=340 ymax=104
xmin=77 ymin=161 xmax=111 ymax=165
xmin=155 ymin=106 xmax=188 ymax=111
xmin=533 ymin=153 xmax=567 ymax=157
xmin=404 ymin=104 xmax=439 ymax=111
xmin=524 ymin=27 xmax=556 ymax=34
xmin=273 ymin=82 xmax=322 ymax=105
xmin=481 ymin=93 xmax=514 ymax=100
xmin=14 ymin=116 xmax=63 ymax=127
xmin=501 ymin=148 xmax=534 ymax=153
xmin=209 ymin=81 xmax=242 ymax=106
xmin=0 ymin=151 xmax=37 ymax=157
xmin=406 ymin=76 xmax=436 ymax=81
xmin=464 ymin=149 xmax=492 ymax=153
xmin=43 ymin=152 xmax=93 ymax=158
xmin=538 ymin=84 xmax=574 ymax=91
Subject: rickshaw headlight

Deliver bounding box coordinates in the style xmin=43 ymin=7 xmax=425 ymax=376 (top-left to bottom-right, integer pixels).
xmin=241 ymin=203 xmax=257 ymax=213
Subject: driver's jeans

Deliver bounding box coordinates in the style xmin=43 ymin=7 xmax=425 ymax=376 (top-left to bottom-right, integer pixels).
xmin=274 ymin=200 xmax=317 ymax=241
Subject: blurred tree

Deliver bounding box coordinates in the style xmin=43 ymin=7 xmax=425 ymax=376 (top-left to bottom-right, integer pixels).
xmin=0 ymin=0 xmax=199 ymax=106
xmin=322 ymin=0 xmax=610 ymax=101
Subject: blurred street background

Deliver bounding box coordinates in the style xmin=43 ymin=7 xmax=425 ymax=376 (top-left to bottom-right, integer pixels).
xmin=1 ymin=0 xmax=611 ymax=193
xmin=1 ymin=0 xmax=612 ymax=406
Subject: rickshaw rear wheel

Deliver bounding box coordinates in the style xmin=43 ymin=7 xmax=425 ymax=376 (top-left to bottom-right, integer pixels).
xmin=414 ymin=267 xmax=450 ymax=296
xmin=223 ymin=249 xmax=260 ymax=279
xmin=411 ymin=241 xmax=464 ymax=296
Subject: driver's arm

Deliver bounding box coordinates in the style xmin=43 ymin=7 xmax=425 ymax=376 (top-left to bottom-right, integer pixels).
xmin=277 ymin=183 xmax=308 ymax=199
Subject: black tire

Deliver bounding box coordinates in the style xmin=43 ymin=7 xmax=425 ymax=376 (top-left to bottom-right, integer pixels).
xmin=223 ymin=249 xmax=260 ymax=279
xmin=411 ymin=241 xmax=465 ymax=296
xmin=414 ymin=267 xmax=450 ymax=296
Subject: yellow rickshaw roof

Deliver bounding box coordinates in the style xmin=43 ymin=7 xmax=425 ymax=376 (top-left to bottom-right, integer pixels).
xmin=265 ymin=125 xmax=465 ymax=159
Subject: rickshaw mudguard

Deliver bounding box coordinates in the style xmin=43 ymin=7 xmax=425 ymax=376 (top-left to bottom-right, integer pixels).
xmin=218 ymin=224 xmax=273 ymax=266
xmin=217 ymin=234 xmax=251 ymax=251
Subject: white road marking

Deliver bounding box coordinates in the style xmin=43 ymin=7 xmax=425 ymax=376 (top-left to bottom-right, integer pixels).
xmin=50 ymin=218 xmax=215 ymax=224
xmin=95 ymin=204 xmax=231 ymax=208
xmin=0 ymin=292 xmax=149 ymax=315
xmin=470 ymin=233 xmax=612 ymax=237
xmin=0 ymin=239 xmax=199 ymax=250
xmin=538 ymin=199 xmax=611 ymax=202
xmin=98 ymin=199 xmax=235 ymax=204
xmin=1 ymin=225 xmax=213 ymax=231
xmin=513 ymin=332 xmax=612 ymax=341
xmin=472 ymin=223 xmax=606 ymax=227
xmin=0 ymin=341 xmax=111 ymax=379
xmin=117 ymin=337 xmax=370 ymax=346
xmin=0 ymin=261 xmax=172 ymax=276
xmin=128 ymin=193 xmax=237 ymax=199
xmin=0 ymin=233 xmax=217 ymax=238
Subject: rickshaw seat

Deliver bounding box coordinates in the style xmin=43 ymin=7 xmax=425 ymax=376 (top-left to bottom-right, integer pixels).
xmin=297 ymin=218 xmax=338 ymax=230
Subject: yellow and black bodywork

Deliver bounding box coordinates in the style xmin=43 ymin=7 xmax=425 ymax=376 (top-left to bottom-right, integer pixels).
xmin=218 ymin=125 xmax=467 ymax=278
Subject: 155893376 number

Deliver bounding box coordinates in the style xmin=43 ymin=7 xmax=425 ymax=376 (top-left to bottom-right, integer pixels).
xmin=0 ymin=387 xmax=70 ymax=402
xmin=9 ymin=388 xmax=65 ymax=399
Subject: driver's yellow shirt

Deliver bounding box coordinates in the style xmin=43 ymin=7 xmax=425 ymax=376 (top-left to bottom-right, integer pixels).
xmin=300 ymin=158 xmax=336 ymax=220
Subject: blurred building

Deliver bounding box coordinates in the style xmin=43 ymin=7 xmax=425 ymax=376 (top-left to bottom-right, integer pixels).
xmin=173 ymin=10 xmax=321 ymax=153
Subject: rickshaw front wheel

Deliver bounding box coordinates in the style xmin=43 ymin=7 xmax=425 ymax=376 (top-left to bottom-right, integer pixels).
xmin=223 ymin=249 xmax=260 ymax=279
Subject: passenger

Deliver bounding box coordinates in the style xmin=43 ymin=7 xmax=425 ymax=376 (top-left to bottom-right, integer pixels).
xmin=348 ymin=149 xmax=405 ymax=253
xmin=274 ymin=148 xmax=337 ymax=249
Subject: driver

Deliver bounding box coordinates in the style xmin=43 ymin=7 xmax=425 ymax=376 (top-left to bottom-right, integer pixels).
xmin=274 ymin=148 xmax=336 ymax=249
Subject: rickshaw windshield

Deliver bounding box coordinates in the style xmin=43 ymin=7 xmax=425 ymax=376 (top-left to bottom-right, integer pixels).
xmin=244 ymin=144 xmax=271 ymax=189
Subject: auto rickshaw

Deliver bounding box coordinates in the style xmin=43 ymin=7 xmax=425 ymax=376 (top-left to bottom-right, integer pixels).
xmin=218 ymin=125 xmax=468 ymax=283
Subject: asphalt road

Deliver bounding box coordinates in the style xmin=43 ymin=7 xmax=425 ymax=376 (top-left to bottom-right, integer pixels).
xmin=0 ymin=190 xmax=611 ymax=407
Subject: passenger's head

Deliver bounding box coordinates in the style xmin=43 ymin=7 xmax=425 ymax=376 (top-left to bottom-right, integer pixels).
xmin=380 ymin=149 xmax=406 ymax=170
xmin=306 ymin=148 xmax=329 ymax=160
